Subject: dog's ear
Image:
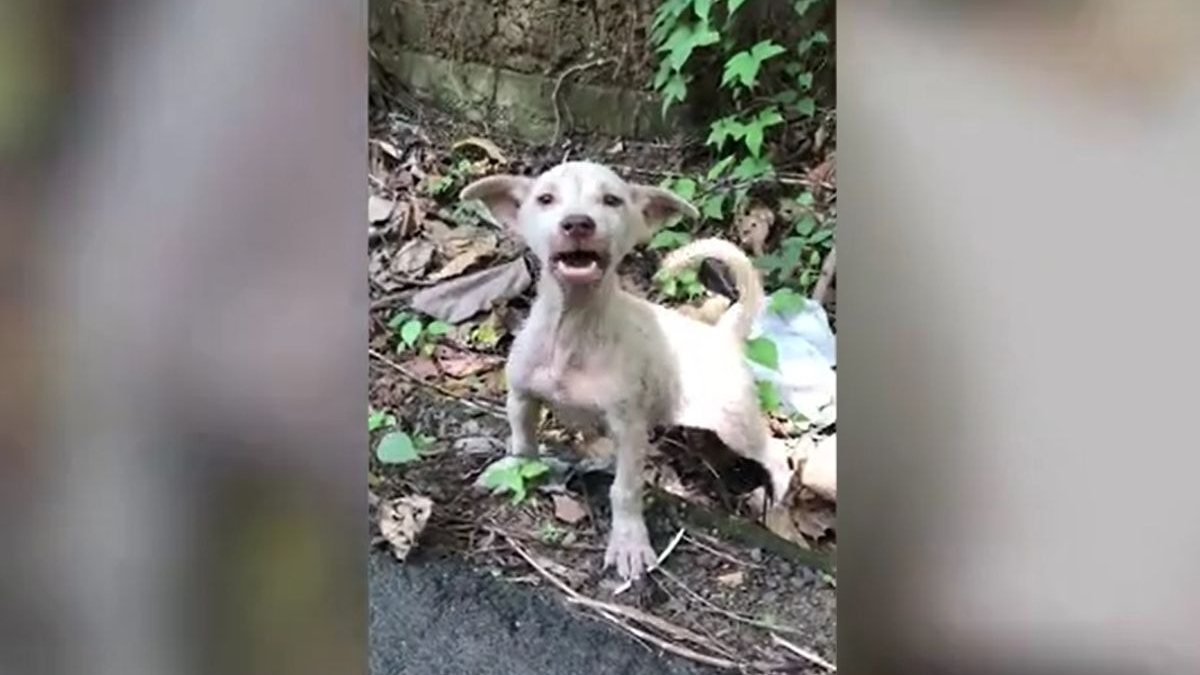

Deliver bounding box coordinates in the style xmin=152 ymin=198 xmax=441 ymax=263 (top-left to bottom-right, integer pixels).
xmin=460 ymin=175 xmax=532 ymax=230
xmin=631 ymin=185 xmax=699 ymax=227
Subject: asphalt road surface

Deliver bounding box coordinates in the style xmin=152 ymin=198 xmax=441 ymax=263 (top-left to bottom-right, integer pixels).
xmin=369 ymin=552 xmax=716 ymax=675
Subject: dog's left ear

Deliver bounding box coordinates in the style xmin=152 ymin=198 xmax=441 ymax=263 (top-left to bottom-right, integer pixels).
xmin=631 ymin=185 xmax=700 ymax=228
xmin=461 ymin=175 xmax=532 ymax=230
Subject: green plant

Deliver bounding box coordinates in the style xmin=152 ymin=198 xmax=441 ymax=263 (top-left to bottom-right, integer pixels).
xmin=388 ymin=311 xmax=452 ymax=355
xmin=537 ymin=521 xmax=567 ymax=545
xmin=421 ymin=157 xmax=477 ymax=198
xmin=479 ymin=456 xmax=551 ymax=504
xmin=369 ymin=406 xmax=397 ymax=432
xmin=375 ymin=428 xmax=434 ymax=465
xmin=653 ymin=267 xmax=705 ymax=301
xmin=756 ymin=190 xmax=834 ymax=293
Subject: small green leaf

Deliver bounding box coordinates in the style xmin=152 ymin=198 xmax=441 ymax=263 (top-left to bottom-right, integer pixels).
xmin=693 ymin=0 xmax=713 ymax=22
xmin=649 ymin=228 xmax=691 ymax=250
xmin=793 ymin=0 xmax=817 ymax=16
xmin=387 ymin=312 xmax=411 ymax=329
xmin=368 ymin=408 xmax=388 ymax=432
xmin=731 ymin=155 xmax=774 ymax=183
xmin=677 ymin=268 xmax=699 ymax=285
xmin=791 ymin=96 xmax=816 ymax=117
xmin=670 ymin=177 xmax=698 ymax=200
xmin=745 ymin=336 xmax=780 ymax=370
xmin=426 ymin=320 xmax=452 ymax=337
xmin=661 ymin=72 xmax=689 ymax=117
xmin=809 ymin=229 xmax=833 ymax=245
xmin=744 ymin=123 xmax=765 ymax=157
xmin=399 ymin=319 xmax=423 ymax=348
xmin=706 ymin=155 xmax=736 ymax=181
xmin=705 ymin=116 xmax=746 ymax=150
xmin=519 ymin=459 xmax=550 ymax=479
xmin=796 ymin=191 xmax=815 ymax=207
xmin=795 ymin=71 xmax=814 ymax=90
xmin=756 ymin=379 xmax=782 ymax=412
xmin=376 ymin=431 xmax=420 ymax=464
xmin=794 ymin=213 xmax=817 ymax=236
xmin=701 ymin=194 xmax=725 ymax=221
xmin=768 ymin=288 xmax=807 ymax=316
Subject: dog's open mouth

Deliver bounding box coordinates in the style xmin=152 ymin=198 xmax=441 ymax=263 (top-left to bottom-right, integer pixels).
xmin=551 ymin=249 xmax=607 ymax=284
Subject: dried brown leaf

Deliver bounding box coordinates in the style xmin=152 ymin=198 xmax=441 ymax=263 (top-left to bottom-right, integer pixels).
xmin=452 ymin=136 xmax=508 ymax=164
xmin=410 ymin=257 xmax=532 ymax=323
xmin=801 ymin=433 xmax=836 ymax=502
xmin=552 ymin=494 xmax=589 ymax=525
xmin=428 ymin=242 xmax=493 ymax=281
xmin=377 ymin=495 xmax=434 ymax=562
xmin=715 ymin=570 xmax=745 ymax=587
xmin=434 ymin=346 xmax=503 ymax=378
xmin=391 ymin=238 xmax=436 ymax=278
xmin=736 ymin=203 xmax=774 ymax=256
xmin=369 ymin=195 xmax=396 ymax=223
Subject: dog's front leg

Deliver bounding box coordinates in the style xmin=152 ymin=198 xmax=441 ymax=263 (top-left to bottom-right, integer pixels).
xmin=506 ymin=388 xmax=541 ymax=457
xmin=603 ymin=409 xmax=657 ymax=579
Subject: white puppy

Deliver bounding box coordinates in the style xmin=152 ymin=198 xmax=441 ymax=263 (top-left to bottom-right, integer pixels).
xmin=462 ymin=161 xmax=792 ymax=579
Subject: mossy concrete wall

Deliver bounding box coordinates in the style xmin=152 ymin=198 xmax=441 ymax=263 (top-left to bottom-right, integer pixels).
xmin=370 ymin=0 xmax=689 ymax=142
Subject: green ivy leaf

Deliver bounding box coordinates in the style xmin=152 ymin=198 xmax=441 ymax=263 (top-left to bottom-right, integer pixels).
xmin=706 ymin=155 xmax=736 ymax=181
xmin=649 ymin=228 xmax=692 ymax=250
xmin=793 ymin=0 xmax=819 ymax=16
xmin=731 ymin=155 xmax=774 ymax=183
xmin=745 ymin=336 xmax=780 ymax=370
xmin=701 ymin=193 xmax=726 ymax=221
xmin=756 ymin=379 xmax=782 ymax=412
xmin=721 ymin=40 xmax=787 ymax=89
xmin=670 ymin=177 xmax=698 ymax=200
xmin=368 ymin=408 xmax=397 ymax=432
xmin=661 ymin=72 xmax=689 ymax=116
xmin=425 ymin=320 xmax=452 ymax=337
xmin=768 ymin=288 xmax=807 ymax=316
xmin=693 ymin=0 xmax=713 ymax=22
xmin=387 ymin=312 xmax=411 ymax=329
xmin=662 ymin=23 xmax=720 ymax=71
xmin=376 ymin=431 xmax=421 ymax=464
xmin=399 ymin=319 xmax=423 ymax=348
xmin=797 ymin=30 xmax=829 ymax=56
xmin=794 ymin=213 xmax=817 ymax=236
xmin=795 ymin=71 xmax=814 ymax=91
xmin=791 ymin=96 xmax=816 ymax=117
xmin=519 ymin=459 xmax=550 ymax=479
xmin=705 ymin=116 xmax=746 ymax=150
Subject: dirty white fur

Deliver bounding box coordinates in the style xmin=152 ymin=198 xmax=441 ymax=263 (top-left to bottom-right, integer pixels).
xmin=462 ymin=161 xmax=791 ymax=580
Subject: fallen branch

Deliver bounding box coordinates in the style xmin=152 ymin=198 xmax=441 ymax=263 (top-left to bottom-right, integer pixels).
xmin=368 ymin=348 xmax=505 ymax=419
xmin=612 ymin=527 xmax=686 ymax=596
xmin=810 ymin=246 xmax=836 ymax=306
xmin=500 ymin=531 xmax=748 ymax=671
xmin=656 ymin=566 xmax=807 ymax=638
xmin=552 ymin=57 xmax=615 ymax=144
xmin=771 ymin=634 xmax=836 ymax=673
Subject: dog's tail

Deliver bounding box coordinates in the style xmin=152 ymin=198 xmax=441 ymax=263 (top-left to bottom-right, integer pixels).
xmin=661 ymin=238 xmax=764 ymax=340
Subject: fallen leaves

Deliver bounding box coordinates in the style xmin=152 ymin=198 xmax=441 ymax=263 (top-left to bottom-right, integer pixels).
xmin=410 ymin=257 xmax=533 ymax=323
xmin=552 ymin=494 xmax=589 ymax=524
xmin=452 ymin=136 xmax=508 ymax=164
xmin=377 ymin=494 xmax=434 ymax=562
xmin=736 ymin=202 xmax=774 ymax=256
xmin=369 ymin=195 xmax=396 ymax=223
xmin=433 ymin=346 xmax=504 ymax=378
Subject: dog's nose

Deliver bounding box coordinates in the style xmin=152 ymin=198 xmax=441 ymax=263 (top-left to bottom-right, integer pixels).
xmin=560 ymin=215 xmax=596 ymax=239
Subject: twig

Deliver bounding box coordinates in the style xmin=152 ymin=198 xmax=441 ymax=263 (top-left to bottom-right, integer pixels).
xmin=682 ymin=532 xmax=763 ymax=569
xmin=612 ymin=527 xmax=686 ymax=596
xmin=566 ymin=595 xmax=737 ymax=659
xmin=368 ymin=348 xmax=505 ymax=418
xmin=551 ymin=57 xmax=614 ymax=144
xmin=771 ymin=634 xmax=835 ymax=673
xmin=810 ymin=246 xmax=836 ymax=306
xmin=656 ymin=566 xmax=806 ymax=638
xmin=500 ymin=532 xmax=746 ymax=671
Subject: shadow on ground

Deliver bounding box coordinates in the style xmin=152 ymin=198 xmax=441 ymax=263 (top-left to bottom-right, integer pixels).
xmin=369 ymin=552 xmax=717 ymax=675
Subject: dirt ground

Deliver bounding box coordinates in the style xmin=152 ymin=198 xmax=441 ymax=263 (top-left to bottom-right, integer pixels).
xmin=368 ymin=94 xmax=836 ymax=672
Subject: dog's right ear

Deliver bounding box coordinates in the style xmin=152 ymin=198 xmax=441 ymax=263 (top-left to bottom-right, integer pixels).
xmin=460 ymin=175 xmax=532 ymax=230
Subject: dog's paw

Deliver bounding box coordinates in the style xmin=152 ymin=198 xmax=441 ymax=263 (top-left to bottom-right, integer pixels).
xmin=604 ymin=520 xmax=657 ymax=580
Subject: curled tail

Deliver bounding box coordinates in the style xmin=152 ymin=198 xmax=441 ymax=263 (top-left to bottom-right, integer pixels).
xmin=662 ymin=238 xmax=764 ymax=339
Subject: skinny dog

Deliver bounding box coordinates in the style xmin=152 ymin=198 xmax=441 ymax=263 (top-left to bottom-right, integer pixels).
xmin=463 ymin=161 xmax=792 ymax=579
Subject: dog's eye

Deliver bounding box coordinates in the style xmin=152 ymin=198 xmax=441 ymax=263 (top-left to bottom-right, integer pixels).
xmin=536 ymin=193 xmax=555 ymax=205
xmin=602 ymin=194 xmax=623 ymax=207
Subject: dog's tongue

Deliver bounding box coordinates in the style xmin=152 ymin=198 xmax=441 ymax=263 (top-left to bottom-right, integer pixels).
xmin=555 ymin=259 xmax=602 ymax=283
